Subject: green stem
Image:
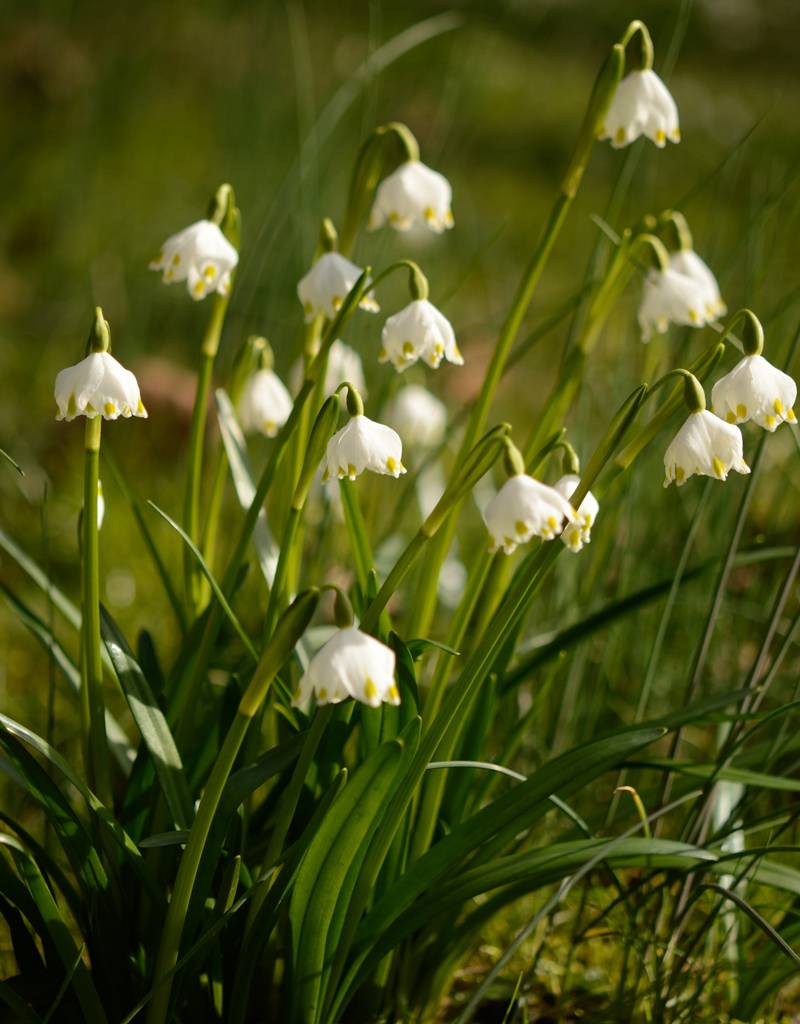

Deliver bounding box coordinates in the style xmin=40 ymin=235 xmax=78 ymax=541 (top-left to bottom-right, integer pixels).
xmin=147 ymin=595 xmax=316 ymax=1024
xmin=232 ymin=704 xmax=334 ymax=1024
xmin=408 ymin=192 xmax=573 ymax=638
xmin=340 ymin=480 xmax=373 ymax=592
xmin=171 ymin=381 xmax=314 ymax=736
xmin=263 ymin=505 xmax=302 ymax=642
xmin=183 ymin=294 xmax=229 ymax=613
xmin=82 ymin=416 xmax=111 ymax=806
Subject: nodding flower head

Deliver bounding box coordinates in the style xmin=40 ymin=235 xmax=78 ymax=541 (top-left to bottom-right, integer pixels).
xmin=663 ymin=409 xmax=750 ymax=487
xmin=600 ymin=69 xmax=680 ymax=149
xmin=55 ymin=352 xmax=147 ymax=422
xmin=483 ymin=474 xmax=578 ymax=555
xmin=380 ymin=299 xmax=462 ymax=372
xmin=553 ymin=474 xmax=599 ymax=553
xmin=369 ymin=160 xmax=454 ymax=234
xmin=238 ymin=368 xmax=293 ymax=438
xmin=150 ymin=219 xmax=238 ymax=301
xmin=292 ymin=626 xmax=400 ymax=708
xmin=323 ymin=414 xmax=406 ymax=482
xmin=669 ymin=248 xmax=726 ymax=321
xmin=712 ymin=355 xmax=797 ymax=432
xmin=638 ymin=265 xmax=711 ymax=342
xmin=297 ymin=252 xmax=378 ymax=323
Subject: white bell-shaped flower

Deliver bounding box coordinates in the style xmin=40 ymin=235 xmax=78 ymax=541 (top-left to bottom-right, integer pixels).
xmin=292 ymin=626 xmax=400 ymax=708
xmin=711 ymin=355 xmax=797 ymax=432
xmin=638 ymin=267 xmax=710 ymax=342
xmin=484 ymin=474 xmax=578 ymax=555
xmin=664 ymin=410 xmax=750 ymax=487
xmin=323 ymin=414 xmax=406 ymax=481
xmin=385 ymin=385 xmax=447 ymax=447
xmin=297 ymin=252 xmax=379 ymax=323
xmin=553 ymin=474 xmax=599 ymax=553
xmin=55 ymin=352 xmax=147 ymax=421
xmin=369 ymin=160 xmax=454 ymax=233
xmin=380 ymin=299 xmax=463 ymax=372
xmin=670 ymin=249 xmax=726 ymax=320
xmin=238 ymin=369 xmax=293 ymax=438
xmin=150 ymin=219 xmax=238 ymax=301
xmin=600 ymin=69 xmax=680 ymax=149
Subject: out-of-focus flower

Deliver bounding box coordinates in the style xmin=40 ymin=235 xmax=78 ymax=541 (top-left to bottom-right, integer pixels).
xmin=600 ymin=69 xmax=680 ymax=149
xmin=553 ymin=474 xmax=599 ymax=553
xmin=664 ymin=410 xmax=750 ymax=487
xmin=380 ymin=300 xmax=462 ymax=372
xmin=385 ymin=385 xmax=447 ymax=447
xmin=712 ymin=355 xmax=797 ymax=432
xmin=670 ymin=249 xmax=726 ymax=320
xmin=369 ymin=160 xmax=454 ymax=233
xmin=484 ymin=474 xmax=577 ymax=555
xmin=238 ymin=369 xmax=293 ymax=438
xmin=638 ymin=266 xmax=711 ymax=341
xmin=150 ymin=220 xmax=238 ymax=301
xmin=292 ymin=626 xmax=400 ymax=707
xmin=297 ymin=252 xmax=379 ymax=323
xmin=55 ymin=352 xmax=147 ymax=421
xmin=323 ymin=415 xmax=406 ymax=481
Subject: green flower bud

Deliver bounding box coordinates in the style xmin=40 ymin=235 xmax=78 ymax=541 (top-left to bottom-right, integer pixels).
xmin=86 ymin=306 xmax=111 ymax=355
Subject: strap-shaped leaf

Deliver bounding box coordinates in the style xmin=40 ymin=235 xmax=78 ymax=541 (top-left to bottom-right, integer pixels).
xmin=101 ymin=607 xmax=193 ymax=830
xmin=1 ymin=835 xmax=107 ymax=1023
xmin=289 ymin=732 xmax=406 ymax=1024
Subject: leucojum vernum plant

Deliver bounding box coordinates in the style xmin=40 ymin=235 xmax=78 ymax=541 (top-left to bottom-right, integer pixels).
xmin=3 ymin=17 xmax=800 ymax=1024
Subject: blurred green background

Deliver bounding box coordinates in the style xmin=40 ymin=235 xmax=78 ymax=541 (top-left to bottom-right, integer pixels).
xmin=4 ymin=1 xmax=800 ymax=1014
xmin=3 ymin=0 xmax=800 ymax=760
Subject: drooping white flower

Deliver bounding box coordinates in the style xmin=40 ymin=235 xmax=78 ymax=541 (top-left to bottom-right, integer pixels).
xmin=380 ymin=299 xmax=463 ymax=372
xmin=638 ymin=266 xmax=710 ymax=342
xmin=150 ymin=219 xmax=238 ymax=301
xmin=483 ymin=474 xmax=578 ymax=555
xmin=55 ymin=352 xmax=147 ymax=421
xmin=297 ymin=252 xmax=379 ymax=323
xmin=292 ymin=626 xmax=400 ymax=708
xmin=238 ymin=369 xmax=293 ymax=438
xmin=385 ymin=385 xmax=447 ymax=447
xmin=600 ymin=69 xmax=680 ymax=149
xmin=552 ymin=474 xmax=599 ymax=553
xmin=369 ymin=160 xmax=454 ymax=234
xmin=711 ymin=355 xmax=797 ymax=432
xmin=663 ymin=410 xmax=750 ymax=487
xmin=323 ymin=414 xmax=406 ymax=481
xmin=670 ymin=249 xmax=726 ymax=320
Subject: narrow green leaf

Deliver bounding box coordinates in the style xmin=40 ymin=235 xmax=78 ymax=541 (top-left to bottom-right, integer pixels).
xmin=147 ymin=500 xmax=258 ymax=661
xmin=1 ymin=835 xmax=107 ymax=1023
xmin=290 ymin=734 xmax=406 ymax=1024
xmin=0 ymin=582 xmax=134 ymax=771
xmin=100 ymin=607 xmax=193 ymax=830
xmin=103 ymin=450 xmax=186 ymax=631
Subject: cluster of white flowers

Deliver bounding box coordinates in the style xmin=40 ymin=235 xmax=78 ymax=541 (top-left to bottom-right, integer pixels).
xmin=664 ymin=352 xmax=797 ymax=488
xmin=52 ymin=40 xmax=798 ymax=717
